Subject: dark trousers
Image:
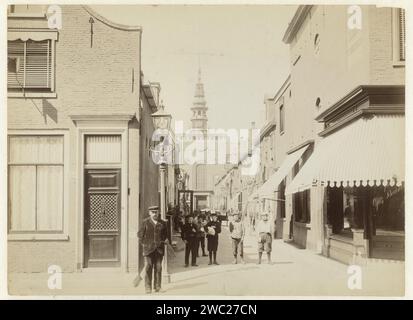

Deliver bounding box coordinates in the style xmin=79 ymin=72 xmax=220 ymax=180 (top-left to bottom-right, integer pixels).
xmin=144 ymin=250 xmax=163 ymax=291
xmin=198 ymin=236 xmax=206 ymax=255
xmin=185 ymin=239 xmax=198 ymax=265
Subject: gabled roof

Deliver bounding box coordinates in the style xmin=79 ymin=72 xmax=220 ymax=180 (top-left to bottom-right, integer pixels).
xmin=282 ymin=5 xmax=312 ymax=44
xmin=83 ymin=6 xmax=142 ymax=32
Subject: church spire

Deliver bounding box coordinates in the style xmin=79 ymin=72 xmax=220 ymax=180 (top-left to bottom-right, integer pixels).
xmin=191 ymin=68 xmax=208 ymax=132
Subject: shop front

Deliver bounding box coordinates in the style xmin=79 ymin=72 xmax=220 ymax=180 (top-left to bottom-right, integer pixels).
xmin=286 ymin=86 xmax=405 ymax=263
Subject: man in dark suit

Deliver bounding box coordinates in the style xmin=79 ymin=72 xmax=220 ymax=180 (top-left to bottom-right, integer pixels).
xmin=137 ymin=206 xmax=168 ymax=294
xmin=181 ymin=215 xmax=199 ymax=267
xmin=206 ymin=212 xmax=221 ymax=265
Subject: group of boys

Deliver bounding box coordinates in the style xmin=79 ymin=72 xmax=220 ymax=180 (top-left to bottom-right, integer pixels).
xmin=138 ymin=205 xmax=275 ymax=293
xmin=228 ymin=210 xmax=273 ymax=265
xmin=181 ymin=212 xmax=221 ymax=267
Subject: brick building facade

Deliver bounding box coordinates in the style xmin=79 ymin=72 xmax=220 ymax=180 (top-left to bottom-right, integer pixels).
xmin=7 ymin=5 xmax=161 ymax=273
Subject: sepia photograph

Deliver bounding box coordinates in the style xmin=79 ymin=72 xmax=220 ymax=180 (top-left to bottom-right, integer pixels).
xmin=1 ymin=0 xmax=410 ymax=299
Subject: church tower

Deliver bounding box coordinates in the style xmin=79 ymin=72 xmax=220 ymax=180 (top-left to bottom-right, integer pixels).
xmin=190 ymin=68 xmax=208 ymax=133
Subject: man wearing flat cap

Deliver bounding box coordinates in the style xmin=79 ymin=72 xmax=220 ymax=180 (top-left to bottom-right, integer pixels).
xmin=137 ymin=205 xmax=168 ymax=294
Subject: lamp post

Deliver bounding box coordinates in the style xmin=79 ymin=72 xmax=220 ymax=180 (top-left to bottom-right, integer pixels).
xmin=151 ymin=104 xmax=172 ymax=284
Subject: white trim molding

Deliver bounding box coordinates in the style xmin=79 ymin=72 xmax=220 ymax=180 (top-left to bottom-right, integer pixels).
xmin=392 ymin=8 xmax=406 ymax=67
xmin=70 ymin=114 xmax=134 ymax=127
xmin=8 ymin=92 xmax=57 ymax=99
xmin=72 ymin=116 xmax=132 ymax=272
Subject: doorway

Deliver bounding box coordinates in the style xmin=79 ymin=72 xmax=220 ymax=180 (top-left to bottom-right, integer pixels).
xmin=84 ymin=169 xmax=121 ymax=267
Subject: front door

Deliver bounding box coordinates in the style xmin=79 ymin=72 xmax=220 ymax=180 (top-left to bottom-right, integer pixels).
xmin=84 ymin=169 xmax=121 ymax=267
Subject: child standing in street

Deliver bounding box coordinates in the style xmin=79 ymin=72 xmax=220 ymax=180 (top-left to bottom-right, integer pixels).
xmin=256 ymin=211 xmax=274 ymax=264
xmin=229 ymin=211 xmax=246 ymax=264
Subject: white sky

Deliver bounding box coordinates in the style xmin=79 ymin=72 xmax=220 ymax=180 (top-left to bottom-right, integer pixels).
xmin=92 ymin=5 xmax=297 ymax=131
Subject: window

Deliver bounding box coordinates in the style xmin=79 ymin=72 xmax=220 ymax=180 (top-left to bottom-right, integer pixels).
xmin=372 ymin=186 xmax=404 ymax=233
xmin=314 ymin=33 xmax=320 ymax=54
xmin=8 ymin=5 xmax=47 ymax=16
xmin=8 ymin=135 xmax=64 ymax=235
xmin=392 ymin=8 xmax=406 ymax=65
xmin=327 ymin=187 xmax=352 ymax=235
xmin=315 ymin=97 xmax=321 ymax=109
xmin=293 ymin=189 xmax=311 ymax=223
xmin=238 ymin=193 xmax=242 ymax=212
xmin=279 ymin=179 xmax=286 ymax=219
xmin=8 ymin=39 xmax=54 ymax=93
xmin=85 ymin=135 xmax=121 ymax=164
xmin=262 ymin=166 xmax=266 ymax=183
xmin=279 ymin=104 xmax=285 ymax=133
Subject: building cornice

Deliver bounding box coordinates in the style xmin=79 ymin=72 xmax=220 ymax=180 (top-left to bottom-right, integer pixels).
xmin=70 ymin=114 xmax=135 ymax=126
xmin=317 ymin=85 xmax=405 ymax=137
xmin=260 ymin=120 xmax=276 ymax=141
xmin=83 ymin=6 xmax=142 ymax=32
xmin=282 ymin=5 xmax=313 ymax=44
xmin=270 ymin=75 xmax=291 ymax=103
xmin=287 ymin=140 xmax=314 ymax=155
xmin=141 ymin=84 xmax=158 ymax=111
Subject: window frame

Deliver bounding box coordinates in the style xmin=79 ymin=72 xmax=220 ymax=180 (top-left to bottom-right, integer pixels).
xmin=392 ymin=8 xmax=406 ymax=67
xmin=7 ymin=30 xmax=57 ymax=98
xmin=8 ymin=130 xmax=69 ymax=241
xmin=279 ymin=103 xmax=285 ymax=134
xmin=8 ymin=5 xmax=48 ymax=18
xmin=293 ymin=189 xmax=311 ymax=223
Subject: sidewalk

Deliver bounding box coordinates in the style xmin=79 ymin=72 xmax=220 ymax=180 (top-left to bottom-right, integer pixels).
xmin=7 ymin=225 xmax=404 ymax=297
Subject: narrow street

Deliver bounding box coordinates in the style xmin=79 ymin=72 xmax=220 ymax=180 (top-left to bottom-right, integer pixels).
xmin=139 ymin=224 xmax=404 ymax=296
xmin=8 ymin=223 xmax=404 ymax=296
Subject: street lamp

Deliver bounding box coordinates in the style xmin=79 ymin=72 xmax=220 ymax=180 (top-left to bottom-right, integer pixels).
xmin=151 ymin=103 xmax=172 ymax=284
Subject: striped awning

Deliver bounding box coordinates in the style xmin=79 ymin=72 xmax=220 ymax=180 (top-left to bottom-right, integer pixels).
xmin=257 ymin=144 xmax=310 ymax=200
xmin=8 ymin=30 xmax=58 ymax=42
xmin=285 ymin=115 xmax=405 ymax=195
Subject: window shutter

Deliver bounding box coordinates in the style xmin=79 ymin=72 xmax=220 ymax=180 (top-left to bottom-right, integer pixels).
xmin=399 ymin=8 xmax=406 ymax=61
xmin=25 ymin=40 xmax=51 ymax=88
xmin=7 ymin=40 xmax=25 ymax=88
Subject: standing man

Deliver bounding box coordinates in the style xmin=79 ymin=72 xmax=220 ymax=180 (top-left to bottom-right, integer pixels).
xmin=181 ymin=215 xmax=199 ymax=267
xmin=229 ymin=211 xmax=246 ymax=264
xmin=206 ymin=212 xmax=221 ymax=265
xmin=137 ymin=206 xmax=168 ymax=294
xmin=256 ymin=211 xmax=274 ymax=264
